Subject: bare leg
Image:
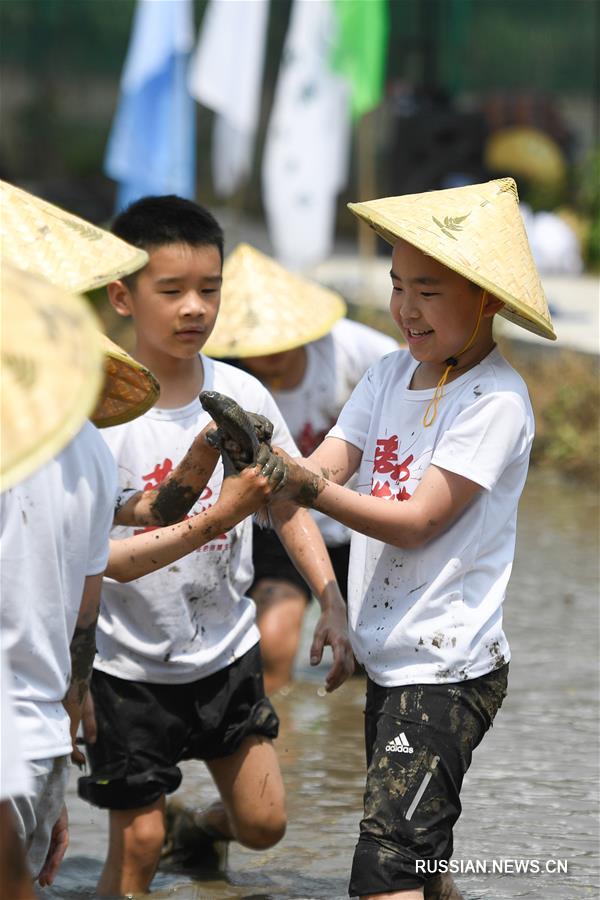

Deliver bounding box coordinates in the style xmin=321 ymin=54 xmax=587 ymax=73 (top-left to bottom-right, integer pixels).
xmin=96 ymin=796 xmax=165 ymax=897
xmin=252 ymin=578 xmax=307 ymax=695
xmin=205 ymin=734 xmax=286 ymax=849
xmin=0 ymin=801 xmax=34 ymax=900
xmin=163 ymin=734 xmax=285 ymax=865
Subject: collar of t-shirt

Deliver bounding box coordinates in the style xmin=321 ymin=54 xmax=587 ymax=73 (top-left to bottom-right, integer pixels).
xmin=143 ymin=354 xmax=216 ymax=423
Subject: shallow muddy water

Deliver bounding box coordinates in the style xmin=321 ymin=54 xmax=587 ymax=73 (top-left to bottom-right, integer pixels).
xmin=46 ymin=471 xmax=599 ymax=899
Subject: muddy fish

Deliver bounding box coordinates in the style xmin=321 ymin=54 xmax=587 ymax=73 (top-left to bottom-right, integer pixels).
xmin=199 ymin=389 xmax=274 ymax=473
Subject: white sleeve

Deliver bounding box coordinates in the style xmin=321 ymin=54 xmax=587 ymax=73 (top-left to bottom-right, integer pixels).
xmin=87 ymin=452 xmax=118 ymax=575
xmin=327 ymin=364 xmax=378 ymax=452
xmin=431 ymin=392 xmax=533 ymax=491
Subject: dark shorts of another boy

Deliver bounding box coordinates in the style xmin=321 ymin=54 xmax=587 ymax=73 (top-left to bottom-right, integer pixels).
xmin=251 ymin=523 xmax=350 ymax=602
xmin=348 ymin=663 xmax=509 ymax=897
xmin=78 ymin=643 xmax=278 ymax=811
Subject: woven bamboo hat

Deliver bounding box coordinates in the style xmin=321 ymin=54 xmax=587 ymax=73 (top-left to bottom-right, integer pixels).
xmin=0 ymin=180 xmax=160 ymax=425
xmin=0 ymin=179 xmax=148 ymax=292
xmin=348 ymin=178 xmax=556 ymax=340
xmin=92 ymin=335 xmax=160 ymax=428
xmin=1 ymin=264 xmax=104 ymax=492
xmin=203 ymin=243 xmax=347 ymax=358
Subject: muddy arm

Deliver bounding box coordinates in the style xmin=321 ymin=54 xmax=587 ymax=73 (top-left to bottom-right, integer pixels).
xmin=114 ymin=424 xmax=220 ymax=527
xmin=108 ymin=466 xmax=278 ymax=582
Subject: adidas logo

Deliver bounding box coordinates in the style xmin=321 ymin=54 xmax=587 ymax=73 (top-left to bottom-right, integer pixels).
xmin=385 ymin=732 xmax=414 ymax=754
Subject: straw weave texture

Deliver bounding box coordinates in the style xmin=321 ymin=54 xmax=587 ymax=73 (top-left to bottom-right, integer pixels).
xmin=1 ymin=265 xmax=104 ymax=491
xmin=0 ymin=181 xmax=160 ymax=426
xmin=0 ymin=180 xmax=148 ymax=293
xmin=348 ymin=178 xmax=555 ymax=340
xmin=92 ymin=336 xmax=160 ymax=428
xmin=204 ymin=243 xmax=346 ymax=358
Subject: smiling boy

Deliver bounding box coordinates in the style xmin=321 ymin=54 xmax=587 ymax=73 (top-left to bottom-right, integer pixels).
xmin=272 ymin=180 xmax=555 ymax=899
xmin=77 ymin=195 xmax=353 ymax=897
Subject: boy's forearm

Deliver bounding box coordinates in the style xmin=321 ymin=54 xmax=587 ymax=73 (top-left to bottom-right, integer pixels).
xmin=270 ymin=501 xmax=344 ymax=609
xmin=107 ymin=505 xmax=230 ymax=582
xmin=115 ymin=431 xmax=220 ymax=527
xmin=310 ymin=464 xmax=480 ymax=549
xmin=64 ymin=620 xmax=97 ymax=718
xmin=63 ymin=575 xmax=102 ymax=741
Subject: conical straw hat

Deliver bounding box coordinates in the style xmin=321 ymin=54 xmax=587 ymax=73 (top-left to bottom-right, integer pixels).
xmin=0 ymin=180 xmax=160 ymax=426
xmin=91 ymin=335 xmax=160 ymax=428
xmin=1 ymin=264 xmax=104 ymax=492
xmin=203 ymin=243 xmax=347 ymax=358
xmin=348 ymin=178 xmax=556 ymax=340
xmin=0 ymin=179 xmax=148 ymax=293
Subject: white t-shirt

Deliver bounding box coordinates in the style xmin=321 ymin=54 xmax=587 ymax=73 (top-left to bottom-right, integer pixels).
xmin=0 ymin=423 xmax=117 ymax=759
xmin=271 ymin=319 xmax=399 ymax=545
xmin=328 ymin=346 xmax=534 ymax=687
xmin=96 ymin=356 xmax=298 ymax=685
xmin=0 ymin=644 xmax=32 ymax=801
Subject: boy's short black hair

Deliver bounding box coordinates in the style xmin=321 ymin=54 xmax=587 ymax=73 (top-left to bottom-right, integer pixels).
xmin=112 ymin=195 xmax=224 ymax=271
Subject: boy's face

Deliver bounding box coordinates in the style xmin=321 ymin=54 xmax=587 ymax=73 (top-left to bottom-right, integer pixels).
xmin=112 ymin=243 xmax=222 ymax=360
xmin=389 ymin=239 xmax=496 ymax=365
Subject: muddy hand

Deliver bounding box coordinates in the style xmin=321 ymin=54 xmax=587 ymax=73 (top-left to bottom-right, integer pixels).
xmin=270 ymin=447 xmax=324 ymax=507
xmin=206 ymin=416 xmax=274 ymax=468
xmin=200 ymin=391 xmax=275 ymax=471
xmin=247 ymin=412 xmax=274 ymax=445
xmin=217 ymin=463 xmax=279 ymax=524
xmin=256 ymin=444 xmax=287 ymax=492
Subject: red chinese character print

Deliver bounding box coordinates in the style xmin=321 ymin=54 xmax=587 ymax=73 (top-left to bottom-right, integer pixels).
xmin=371 ymin=435 xmax=414 ymax=500
xmin=141 ymin=458 xmax=173 ymax=491
xmin=371 ymin=480 xmax=395 ymax=499
xmin=373 ymin=435 xmax=400 ymax=475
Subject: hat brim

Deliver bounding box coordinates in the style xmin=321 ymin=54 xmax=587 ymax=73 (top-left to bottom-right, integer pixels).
xmin=203 ymin=243 xmax=347 ymax=358
xmin=91 ymin=335 xmax=160 ymax=428
xmin=1 ymin=265 xmax=105 ymax=492
xmin=0 ymin=180 xmax=148 ymax=294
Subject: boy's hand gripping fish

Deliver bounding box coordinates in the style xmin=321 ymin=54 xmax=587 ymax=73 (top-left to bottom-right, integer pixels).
xmin=199 ymin=391 xmax=287 ymax=495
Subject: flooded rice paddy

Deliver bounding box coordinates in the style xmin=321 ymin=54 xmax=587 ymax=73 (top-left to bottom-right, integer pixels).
xmin=47 ymin=471 xmax=599 ymax=899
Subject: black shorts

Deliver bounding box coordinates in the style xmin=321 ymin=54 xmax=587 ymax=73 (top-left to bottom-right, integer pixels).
xmin=78 ymin=643 xmax=278 ymax=811
xmin=251 ymin=524 xmax=350 ymax=602
xmin=349 ymin=665 xmax=509 ymax=896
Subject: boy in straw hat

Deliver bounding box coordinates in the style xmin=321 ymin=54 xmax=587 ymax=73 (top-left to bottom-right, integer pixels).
xmin=269 ymin=178 xmax=555 ymax=899
xmin=75 ymin=194 xmax=354 ymax=897
xmin=204 ymin=242 xmax=399 ymax=693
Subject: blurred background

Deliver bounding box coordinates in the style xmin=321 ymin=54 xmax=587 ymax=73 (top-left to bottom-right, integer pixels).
xmin=3 ymin=0 xmax=598 ymax=481
xmin=1 ymin=0 xmax=598 ymax=265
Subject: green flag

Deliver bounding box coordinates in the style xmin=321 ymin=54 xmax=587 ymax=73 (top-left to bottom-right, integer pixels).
xmin=331 ymin=0 xmax=389 ymax=119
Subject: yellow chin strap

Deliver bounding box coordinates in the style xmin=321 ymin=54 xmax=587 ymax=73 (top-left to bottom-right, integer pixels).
xmin=423 ymin=290 xmax=488 ymax=428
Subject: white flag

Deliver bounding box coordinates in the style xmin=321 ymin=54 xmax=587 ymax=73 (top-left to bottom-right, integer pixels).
xmin=188 ymin=0 xmax=269 ymax=197
xmin=262 ymin=0 xmax=350 ymax=270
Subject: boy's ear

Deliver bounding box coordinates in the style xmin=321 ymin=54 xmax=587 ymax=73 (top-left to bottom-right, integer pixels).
xmin=107 ymin=280 xmax=134 ymax=318
xmin=482 ymin=294 xmax=505 ymax=318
